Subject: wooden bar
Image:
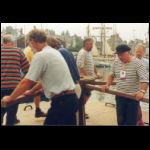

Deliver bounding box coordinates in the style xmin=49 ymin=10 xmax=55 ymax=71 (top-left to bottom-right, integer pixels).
xmin=86 ymin=84 xmax=149 ymax=103
xmin=93 ymin=80 xmax=117 ymax=85
xmin=80 ymin=77 xmax=117 ymax=85
xmin=1 ymin=77 xmax=148 ymax=126
xmin=1 ymin=91 xmax=43 ymax=108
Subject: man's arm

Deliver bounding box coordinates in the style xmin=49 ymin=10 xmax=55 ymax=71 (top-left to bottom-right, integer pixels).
xmin=77 ymin=51 xmax=87 ymax=77
xmin=101 ymin=73 xmax=114 ymax=92
xmin=135 ymin=60 xmax=149 ymax=100
xmin=106 ymin=73 xmax=114 ymax=86
xmin=29 ymin=82 xmax=42 ymax=93
xmin=24 ymin=82 xmax=43 ymax=96
xmin=140 ymin=82 xmax=148 ymax=91
xmin=2 ymin=78 xmax=36 ymax=103
xmin=94 ymin=65 xmax=101 ymax=79
xmin=94 ymin=65 xmax=97 ymax=74
xmin=134 ymin=82 xmax=149 ymax=101
xmin=80 ymin=68 xmax=88 ymax=77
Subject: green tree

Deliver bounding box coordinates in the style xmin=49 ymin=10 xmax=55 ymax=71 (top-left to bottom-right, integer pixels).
xmin=68 ymin=35 xmax=83 ymax=52
xmin=5 ymin=26 xmax=18 ymax=37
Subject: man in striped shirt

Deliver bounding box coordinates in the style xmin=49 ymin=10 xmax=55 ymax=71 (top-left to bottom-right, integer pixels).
xmin=1 ymin=34 xmax=29 ymax=126
xmin=135 ymin=44 xmax=149 ymax=126
xmin=101 ymin=44 xmax=149 ymax=126
xmin=77 ymin=38 xmax=99 ymax=78
xmin=77 ymin=37 xmax=100 ymax=119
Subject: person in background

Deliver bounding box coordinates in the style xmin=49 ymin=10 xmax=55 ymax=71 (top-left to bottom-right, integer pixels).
xmin=76 ymin=37 xmax=100 ymax=119
xmin=24 ymin=41 xmax=47 ymax=118
xmin=135 ymin=44 xmax=149 ymax=72
xmin=1 ymin=34 xmax=29 ymax=125
xmin=135 ymin=44 xmax=149 ymax=126
xmin=47 ymin=37 xmax=81 ymax=125
xmin=101 ymin=44 xmax=149 ymax=126
xmin=47 ymin=37 xmax=81 ymax=99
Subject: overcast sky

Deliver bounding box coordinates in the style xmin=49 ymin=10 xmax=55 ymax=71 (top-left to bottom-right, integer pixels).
xmin=1 ymin=23 xmax=149 ymax=42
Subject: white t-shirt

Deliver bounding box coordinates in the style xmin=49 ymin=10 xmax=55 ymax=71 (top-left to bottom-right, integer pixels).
xmin=25 ymin=46 xmax=75 ymax=98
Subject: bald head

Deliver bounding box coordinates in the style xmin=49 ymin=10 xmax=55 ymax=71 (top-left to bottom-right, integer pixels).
xmin=2 ymin=34 xmax=15 ymax=47
xmin=3 ymin=34 xmax=14 ymax=44
xmin=135 ymin=44 xmax=145 ymax=59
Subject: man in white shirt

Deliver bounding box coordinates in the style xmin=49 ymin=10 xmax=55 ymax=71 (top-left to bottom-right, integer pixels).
xmin=2 ymin=29 xmax=79 ymax=126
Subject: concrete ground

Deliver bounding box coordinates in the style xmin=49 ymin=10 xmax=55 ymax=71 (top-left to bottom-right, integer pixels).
xmin=2 ymin=99 xmax=149 ymax=126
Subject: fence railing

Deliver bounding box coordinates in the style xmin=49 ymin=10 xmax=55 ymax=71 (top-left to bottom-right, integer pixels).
xmin=79 ymin=78 xmax=149 ymax=125
xmin=1 ymin=78 xmax=149 ymax=126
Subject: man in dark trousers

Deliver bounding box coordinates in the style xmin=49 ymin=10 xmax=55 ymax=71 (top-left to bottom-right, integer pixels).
xmin=101 ymin=44 xmax=149 ymax=126
xmin=2 ymin=29 xmax=79 ymax=126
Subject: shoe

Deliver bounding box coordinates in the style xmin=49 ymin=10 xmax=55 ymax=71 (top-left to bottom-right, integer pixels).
xmin=85 ymin=113 xmax=89 ymax=119
xmin=35 ymin=108 xmax=47 ymax=118
xmin=14 ymin=118 xmax=20 ymax=124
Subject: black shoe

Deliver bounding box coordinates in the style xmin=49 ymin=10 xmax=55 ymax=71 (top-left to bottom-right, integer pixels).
xmin=85 ymin=113 xmax=89 ymax=119
xmin=14 ymin=118 xmax=20 ymax=124
xmin=35 ymin=108 xmax=47 ymax=118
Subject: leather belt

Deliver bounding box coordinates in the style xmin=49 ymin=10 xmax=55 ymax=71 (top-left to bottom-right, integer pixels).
xmin=52 ymin=90 xmax=75 ymax=100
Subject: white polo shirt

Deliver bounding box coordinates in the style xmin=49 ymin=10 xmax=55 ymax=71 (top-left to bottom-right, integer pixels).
xmin=25 ymin=46 xmax=75 ymax=98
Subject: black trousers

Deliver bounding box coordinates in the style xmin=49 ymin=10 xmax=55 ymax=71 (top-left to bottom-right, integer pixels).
xmin=44 ymin=93 xmax=79 ymax=126
xmin=116 ymin=96 xmax=139 ymax=126
xmin=1 ymin=89 xmax=19 ymax=126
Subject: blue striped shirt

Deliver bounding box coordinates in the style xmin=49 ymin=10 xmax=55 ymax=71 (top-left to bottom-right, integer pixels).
xmin=111 ymin=58 xmax=149 ymax=93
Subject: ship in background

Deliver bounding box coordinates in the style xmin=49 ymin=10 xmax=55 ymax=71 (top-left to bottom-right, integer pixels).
xmin=86 ymin=23 xmax=116 ymax=67
xmin=86 ymin=23 xmax=149 ymax=67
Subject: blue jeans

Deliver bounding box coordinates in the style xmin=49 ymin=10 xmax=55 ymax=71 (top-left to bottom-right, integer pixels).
xmin=44 ymin=94 xmax=79 ymax=126
xmin=116 ymin=96 xmax=139 ymax=126
xmin=1 ymin=89 xmax=19 ymax=126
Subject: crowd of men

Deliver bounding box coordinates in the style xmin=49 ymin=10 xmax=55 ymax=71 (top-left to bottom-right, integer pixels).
xmin=1 ymin=29 xmax=149 ymax=126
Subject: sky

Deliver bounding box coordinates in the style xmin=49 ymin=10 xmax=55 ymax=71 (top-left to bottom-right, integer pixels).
xmin=1 ymin=23 xmax=149 ymax=42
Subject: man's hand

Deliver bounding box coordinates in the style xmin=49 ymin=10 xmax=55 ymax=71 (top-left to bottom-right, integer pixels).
xmin=134 ymin=91 xmax=145 ymax=101
xmin=101 ymin=85 xmax=110 ymax=92
xmin=1 ymin=96 xmax=14 ymax=106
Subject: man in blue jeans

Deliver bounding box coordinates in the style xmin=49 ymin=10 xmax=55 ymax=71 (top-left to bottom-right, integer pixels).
xmin=101 ymin=44 xmax=149 ymax=126
xmin=2 ymin=29 xmax=79 ymax=126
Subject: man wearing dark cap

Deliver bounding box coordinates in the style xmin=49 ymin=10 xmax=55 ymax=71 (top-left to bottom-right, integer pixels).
xmin=101 ymin=44 xmax=149 ymax=126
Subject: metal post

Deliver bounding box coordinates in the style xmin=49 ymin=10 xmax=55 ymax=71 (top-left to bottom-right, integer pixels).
xmin=78 ymin=82 xmax=86 ymax=125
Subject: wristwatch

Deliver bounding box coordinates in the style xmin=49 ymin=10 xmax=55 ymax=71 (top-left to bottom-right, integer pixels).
xmin=140 ymin=90 xmax=146 ymax=94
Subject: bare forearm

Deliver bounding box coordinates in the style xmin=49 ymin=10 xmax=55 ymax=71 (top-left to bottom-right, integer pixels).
xmin=30 ymin=82 xmax=42 ymax=93
xmin=106 ymin=74 xmax=114 ymax=86
xmin=10 ymin=78 xmax=36 ymax=100
xmin=94 ymin=65 xmax=97 ymax=75
xmin=140 ymin=83 xmax=148 ymax=91
xmin=80 ymin=68 xmax=88 ymax=76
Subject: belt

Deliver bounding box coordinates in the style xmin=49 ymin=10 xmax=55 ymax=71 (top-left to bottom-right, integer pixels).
xmin=52 ymin=90 xmax=75 ymax=100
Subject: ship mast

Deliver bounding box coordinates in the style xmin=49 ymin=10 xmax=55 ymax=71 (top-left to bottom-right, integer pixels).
xmin=98 ymin=23 xmax=112 ymax=57
xmin=87 ymin=23 xmax=90 ymax=37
